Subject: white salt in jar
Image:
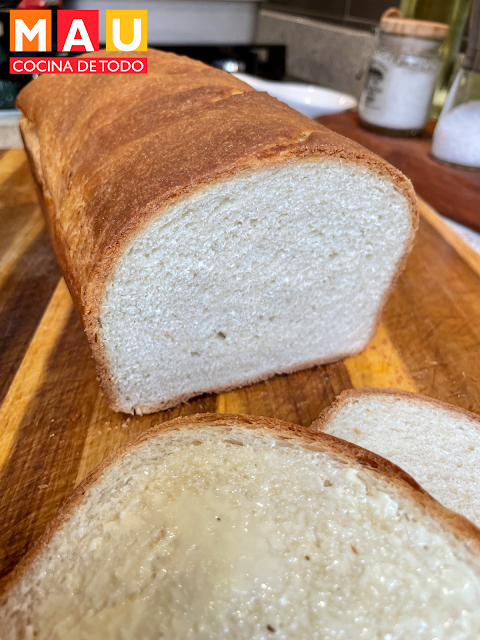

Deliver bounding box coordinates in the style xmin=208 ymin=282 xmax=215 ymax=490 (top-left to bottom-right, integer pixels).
xmin=432 ymin=1 xmax=480 ymax=170
xmin=432 ymin=94 xmax=480 ymax=169
xmin=359 ymin=8 xmax=449 ymax=136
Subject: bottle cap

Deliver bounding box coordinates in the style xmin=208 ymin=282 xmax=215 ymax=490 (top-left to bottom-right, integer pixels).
xmin=380 ymin=8 xmax=449 ymax=39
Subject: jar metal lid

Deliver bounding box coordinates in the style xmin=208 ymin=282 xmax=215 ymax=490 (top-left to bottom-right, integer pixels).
xmin=380 ymin=7 xmax=449 ymax=39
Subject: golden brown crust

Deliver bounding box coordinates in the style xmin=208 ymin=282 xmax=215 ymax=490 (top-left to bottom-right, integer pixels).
xmin=18 ymin=49 xmax=418 ymax=413
xmin=1 ymin=411 xmax=480 ymax=607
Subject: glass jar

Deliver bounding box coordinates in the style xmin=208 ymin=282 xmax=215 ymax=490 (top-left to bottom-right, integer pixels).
xmin=431 ymin=0 xmax=480 ymax=169
xmin=359 ymin=8 xmax=449 ymax=136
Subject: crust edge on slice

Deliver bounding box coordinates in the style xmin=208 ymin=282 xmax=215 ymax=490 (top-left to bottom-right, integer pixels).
xmin=313 ymin=387 xmax=480 ymax=433
xmin=2 ymin=410 xmax=480 ymax=609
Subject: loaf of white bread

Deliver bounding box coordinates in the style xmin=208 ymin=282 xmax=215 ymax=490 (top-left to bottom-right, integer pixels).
xmin=17 ymin=50 xmax=418 ymax=414
xmin=1 ymin=412 xmax=480 ymax=638
xmin=315 ymin=388 xmax=480 ymax=528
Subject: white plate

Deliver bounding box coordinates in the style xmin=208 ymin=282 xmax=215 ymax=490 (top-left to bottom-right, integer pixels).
xmin=234 ymin=73 xmax=357 ymax=119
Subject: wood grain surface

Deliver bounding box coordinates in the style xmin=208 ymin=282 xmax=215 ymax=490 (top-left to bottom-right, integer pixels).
xmin=317 ymin=111 xmax=480 ymax=233
xmin=1 ymin=149 xmax=480 ymax=580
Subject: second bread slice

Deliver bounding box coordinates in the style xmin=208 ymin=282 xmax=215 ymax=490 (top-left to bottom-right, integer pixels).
xmin=314 ymin=388 xmax=480 ymax=527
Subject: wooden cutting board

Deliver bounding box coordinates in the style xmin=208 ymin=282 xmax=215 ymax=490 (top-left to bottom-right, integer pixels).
xmin=1 ymin=148 xmax=480 ymax=580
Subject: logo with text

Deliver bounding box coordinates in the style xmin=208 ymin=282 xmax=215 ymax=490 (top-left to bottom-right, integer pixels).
xmin=10 ymin=9 xmax=147 ymax=75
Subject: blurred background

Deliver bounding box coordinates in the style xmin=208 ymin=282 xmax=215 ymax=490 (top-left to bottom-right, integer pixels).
xmin=0 ymin=0 xmax=473 ymax=105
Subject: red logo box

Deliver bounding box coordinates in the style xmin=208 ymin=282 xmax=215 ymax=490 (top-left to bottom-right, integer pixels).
xmin=57 ymin=10 xmax=99 ymax=53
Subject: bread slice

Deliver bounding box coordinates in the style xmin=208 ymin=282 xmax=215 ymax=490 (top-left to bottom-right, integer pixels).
xmin=17 ymin=49 xmax=418 ymax=414
xmin=314 ymin=388 xmax=480 ymax=528
xmin=2 ymin=413 xmax=480 ymax=639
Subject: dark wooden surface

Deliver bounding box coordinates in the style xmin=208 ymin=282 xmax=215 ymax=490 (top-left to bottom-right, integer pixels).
xmin=317 ymin=111 xmax=480 ymax=233
xmin=1 ymin=149 xmax=480 ymax=581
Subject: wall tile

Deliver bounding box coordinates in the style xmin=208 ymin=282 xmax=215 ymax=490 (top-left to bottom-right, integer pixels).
xmin=348 ymin=0 xmax=399 ymax=21
xmin=270 ymin=0 xmax=347 ymax=18
xmin=257 ymin=9 xmax=376 ymax=97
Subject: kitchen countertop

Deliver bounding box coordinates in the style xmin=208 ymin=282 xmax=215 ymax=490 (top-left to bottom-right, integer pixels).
xmin=0 ymin=111 xmax=22 ymax=150
xmin=444 ymin=216 xmax=480 ymax=255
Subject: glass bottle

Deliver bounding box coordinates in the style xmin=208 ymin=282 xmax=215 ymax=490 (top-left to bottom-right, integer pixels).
xmin=431 ymin=0 xmax=480 ymax=169
xmin=400 ymin=0 xmax=473 ymax=119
